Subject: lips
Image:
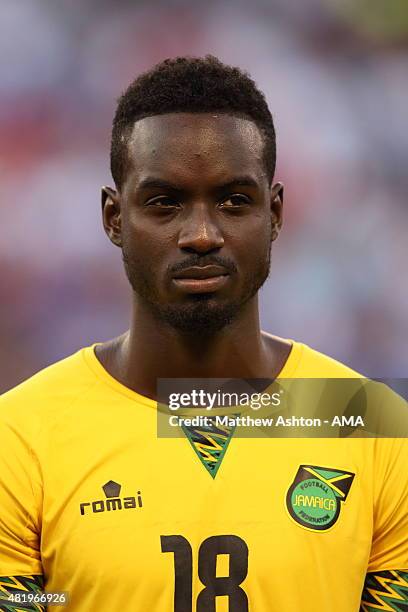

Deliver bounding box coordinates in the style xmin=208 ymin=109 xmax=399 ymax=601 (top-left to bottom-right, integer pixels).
xmin=173 ymin=265 xmax=229 ymax=280
xmin=172 ymin=265 xmax=230 ymax=294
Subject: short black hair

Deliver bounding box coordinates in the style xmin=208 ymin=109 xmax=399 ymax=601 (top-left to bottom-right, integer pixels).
xmin=110 ymin=55 xmax=276 ymax=188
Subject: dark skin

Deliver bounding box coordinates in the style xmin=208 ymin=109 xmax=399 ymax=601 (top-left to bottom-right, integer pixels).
xmin=97 ymin=113 xmax=291 ymax=400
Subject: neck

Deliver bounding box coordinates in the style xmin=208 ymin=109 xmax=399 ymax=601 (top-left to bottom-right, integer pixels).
xmin=96 ymin=294 xmax=291 ymax=401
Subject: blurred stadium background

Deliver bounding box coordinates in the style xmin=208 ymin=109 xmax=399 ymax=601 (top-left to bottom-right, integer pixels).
xmin=1 ymin=0 xmax=407 ymax=392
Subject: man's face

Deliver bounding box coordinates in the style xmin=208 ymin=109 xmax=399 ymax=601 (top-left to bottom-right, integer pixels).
xmin=104 ymin=113 xmax=282 ymax=334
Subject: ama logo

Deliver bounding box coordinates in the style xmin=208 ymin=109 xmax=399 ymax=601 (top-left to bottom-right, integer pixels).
xmin=79 ymin=481 xmax=143 ymax=516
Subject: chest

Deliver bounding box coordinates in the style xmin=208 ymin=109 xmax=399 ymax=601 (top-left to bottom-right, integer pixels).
xmin=40 ymin=428 xmax=373 ymax=588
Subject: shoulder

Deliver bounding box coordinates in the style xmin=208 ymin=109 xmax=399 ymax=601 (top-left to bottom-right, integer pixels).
xmin=288 ymin=340 xmax=408 ymax=439
xmin=287 ymin=340 xmax=363 ymax=378
xmin=0 ymin=346 xmax=97 ymax=427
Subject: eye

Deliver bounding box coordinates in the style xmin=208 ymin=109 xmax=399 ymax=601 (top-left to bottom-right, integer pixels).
xmin=145 ymin=196 xmax=180 ymax=209
xmin=219 ymin=194 xmax=251 ymax=208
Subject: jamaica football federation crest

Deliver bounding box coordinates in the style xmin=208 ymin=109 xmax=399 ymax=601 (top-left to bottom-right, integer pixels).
xmin=286 ymin=465 xmax=355 ymax=531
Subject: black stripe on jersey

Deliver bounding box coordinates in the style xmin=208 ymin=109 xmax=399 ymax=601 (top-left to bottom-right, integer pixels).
xmin=360 ymin=570 xmax=408 ymax=611
xmin=0 ymin=575 xmax=45 ymax=611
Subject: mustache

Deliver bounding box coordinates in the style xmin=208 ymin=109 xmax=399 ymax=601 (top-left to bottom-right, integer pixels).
xmin=169 ymin=255 xmax=237 ymax=275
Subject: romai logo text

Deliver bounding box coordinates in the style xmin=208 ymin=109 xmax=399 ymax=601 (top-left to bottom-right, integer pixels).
xmin=79 ymin=480 xmax=143 ymax=516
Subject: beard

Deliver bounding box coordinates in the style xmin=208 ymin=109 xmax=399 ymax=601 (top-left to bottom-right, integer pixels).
xmin=122 ymin=243 xmax=271 ymax=335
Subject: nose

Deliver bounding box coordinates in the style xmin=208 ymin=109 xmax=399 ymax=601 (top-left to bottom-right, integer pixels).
xmin=177 ymin=203 xmax=224 ymax=254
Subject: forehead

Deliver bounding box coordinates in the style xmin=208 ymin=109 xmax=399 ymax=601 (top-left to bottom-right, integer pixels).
xmin=125 ymin=113 xmax=266 ymax=186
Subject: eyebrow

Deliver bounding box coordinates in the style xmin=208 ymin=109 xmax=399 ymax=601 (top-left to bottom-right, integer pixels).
xmin=216 ymin=176 xmax=259 ymax=191
xmin=138 ymin=178 xmax=183 ymax=191
xmin=137 ymin=175 xmax=259 ymax=192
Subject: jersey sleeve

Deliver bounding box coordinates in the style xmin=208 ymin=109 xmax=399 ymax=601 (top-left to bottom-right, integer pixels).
xmin=368 ymin=434 xmax=408 ymax=572
xmin=0 ymin=401 xmax=43 ymax=577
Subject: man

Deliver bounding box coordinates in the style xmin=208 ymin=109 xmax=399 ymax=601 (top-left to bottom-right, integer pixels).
xmin=0 ymin=56 xmax=407 ymax=611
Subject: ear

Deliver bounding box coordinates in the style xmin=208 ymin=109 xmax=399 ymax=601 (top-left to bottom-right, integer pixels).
xmin=101 ymin=186 xmax=122 ymax=248
xmin=270 ymin=182 xmax=284 ymax=241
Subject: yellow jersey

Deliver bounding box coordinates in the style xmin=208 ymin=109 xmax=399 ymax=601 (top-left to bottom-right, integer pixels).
xmin=0 ymin=341 xmax=407 ymax=611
